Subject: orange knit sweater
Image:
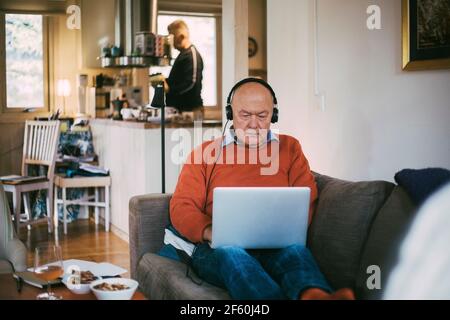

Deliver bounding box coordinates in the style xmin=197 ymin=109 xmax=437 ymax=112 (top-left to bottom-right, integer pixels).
xmin=170 ymin=134 xmax=318 ymax=243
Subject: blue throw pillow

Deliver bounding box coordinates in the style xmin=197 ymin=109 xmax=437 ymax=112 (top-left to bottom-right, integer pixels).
xmin=395 ymin=168 xmax=450 ymax=205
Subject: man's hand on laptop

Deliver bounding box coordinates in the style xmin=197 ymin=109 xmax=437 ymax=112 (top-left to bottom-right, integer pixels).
xmin=203 ymin=225 xmax=212 ymax=243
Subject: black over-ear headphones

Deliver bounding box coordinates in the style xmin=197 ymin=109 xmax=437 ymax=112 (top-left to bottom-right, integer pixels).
xmin=225 ymin=77 xmax=279 ymax=123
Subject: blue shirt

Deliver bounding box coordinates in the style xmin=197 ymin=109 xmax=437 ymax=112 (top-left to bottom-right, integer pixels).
xmin=222 ymin=128 xmax=279 ymax=147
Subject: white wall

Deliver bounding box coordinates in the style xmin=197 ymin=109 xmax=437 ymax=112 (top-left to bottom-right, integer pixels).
xmin=267 ymin=0 xmax=450 ymax=182
xmin=81 ymin=0 xmax=115 ymax=69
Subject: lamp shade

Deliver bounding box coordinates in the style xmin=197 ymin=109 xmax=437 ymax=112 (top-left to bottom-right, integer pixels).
xmin=56 ymin=79 xmax=71 ymax=97
xmin=151 ymin=83 xmax=165 ymax=109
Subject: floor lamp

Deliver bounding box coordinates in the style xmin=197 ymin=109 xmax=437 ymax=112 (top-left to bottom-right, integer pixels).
xmin=151 ymin=82 xmax=166 ymax=193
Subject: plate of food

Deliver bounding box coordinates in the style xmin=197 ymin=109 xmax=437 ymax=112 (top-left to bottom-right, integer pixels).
xmin=62 ymin=270 xmax=99 ymax=294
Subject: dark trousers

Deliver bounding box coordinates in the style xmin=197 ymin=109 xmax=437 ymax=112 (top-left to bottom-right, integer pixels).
xmin=191 ymin=243 xmax=332 ymax=300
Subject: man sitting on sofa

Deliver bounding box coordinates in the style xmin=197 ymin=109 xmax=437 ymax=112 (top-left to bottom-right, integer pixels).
xmin=167 ymin=78 xmax=354 ymax=300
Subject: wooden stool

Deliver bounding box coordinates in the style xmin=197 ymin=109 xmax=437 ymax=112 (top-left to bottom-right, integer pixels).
xmin=54 ymin=174 xmax=111 ymax=234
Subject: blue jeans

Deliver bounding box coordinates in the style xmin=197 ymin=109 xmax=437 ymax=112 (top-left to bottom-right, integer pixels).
xmin=191 ymin=243 xmax=332 ymax=300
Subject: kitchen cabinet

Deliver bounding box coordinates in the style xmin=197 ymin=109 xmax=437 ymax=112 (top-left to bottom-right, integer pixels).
xmin=90 ymin=119 xmax=222 ymax=240
xmin=81 ymin=0 xmax=115 ymax=68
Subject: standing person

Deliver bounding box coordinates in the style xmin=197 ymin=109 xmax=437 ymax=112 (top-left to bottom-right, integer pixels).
xmin=164 ymin=20 xmax=204 ymax=121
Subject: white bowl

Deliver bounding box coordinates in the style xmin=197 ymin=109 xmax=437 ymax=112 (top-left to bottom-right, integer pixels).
xmin=89 ymin=278 xmax=138 ymax=300
xmin=62 ymin=274 xmax=96 ymax=295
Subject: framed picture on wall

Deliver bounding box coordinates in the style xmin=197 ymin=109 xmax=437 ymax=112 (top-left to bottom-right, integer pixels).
xmin=402 ymin=0 xmax=450 ymax=71
xmin=248 ymin=37 xmax=258 ymax=58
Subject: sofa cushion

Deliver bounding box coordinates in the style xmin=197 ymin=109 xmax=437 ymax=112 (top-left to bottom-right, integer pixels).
xmin=129 ymin=193 xmax=172 ymax=278
xmin=137 ymin=253 xmax=230 ymax=300
xmin=0 ymin=260 xmax=13 ymax=274
xmin=308 ymin=173 xmax=394 ymax=291
xmin=355 ymin=186 xmax=416 ymax=299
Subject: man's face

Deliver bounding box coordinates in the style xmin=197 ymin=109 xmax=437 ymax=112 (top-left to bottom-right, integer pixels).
xmin=231 ymin=83 xmax=274 ymax=148
xmin=169 ymin=30 xmax=184 ymax=51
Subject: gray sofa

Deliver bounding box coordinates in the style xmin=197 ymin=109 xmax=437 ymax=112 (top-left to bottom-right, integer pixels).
xmin=0 ymin=182 xmax=27 ymax=274
xmin=129 ymin=172 xmax=416 ymax=300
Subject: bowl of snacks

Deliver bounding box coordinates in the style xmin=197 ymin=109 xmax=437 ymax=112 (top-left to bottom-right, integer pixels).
xmin=89 ymin=278 xmax=138 ymax=300
xmin=62 ymin=270 xmax=98 ymax=294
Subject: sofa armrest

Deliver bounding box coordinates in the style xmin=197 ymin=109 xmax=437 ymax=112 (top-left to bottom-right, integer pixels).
xmin=5 ymin=238 xmax=27 ymax=272
xmin=129 ymin=193 xmax=172 ymax=279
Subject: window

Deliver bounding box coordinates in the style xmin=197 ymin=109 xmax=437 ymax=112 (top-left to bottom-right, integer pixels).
xmin=1 ymin=13 xmax=48 ymax=111
xmin=156 ymin=14 xmax=217 ymax=107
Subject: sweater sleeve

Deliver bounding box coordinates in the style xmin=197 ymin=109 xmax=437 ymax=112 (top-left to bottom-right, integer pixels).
xmin=288 ymin=139 xmax=318 ymax=225
xmin=169 ymin=145 xmax=212 ymax=243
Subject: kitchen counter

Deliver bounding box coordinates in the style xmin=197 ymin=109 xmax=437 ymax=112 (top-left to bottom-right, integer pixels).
xmin=90 ymin=118 xmax=222 ymax=241
xmin=91 ymin=118 xmax=222 ymax=129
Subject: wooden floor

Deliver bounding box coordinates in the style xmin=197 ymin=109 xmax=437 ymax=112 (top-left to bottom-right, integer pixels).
xmin=19 ymin=219 xmax=130 ymax=277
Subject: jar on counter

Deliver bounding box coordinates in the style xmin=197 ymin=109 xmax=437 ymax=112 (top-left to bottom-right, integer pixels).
xmin=138 ymin=109 xmax=148 ymax=122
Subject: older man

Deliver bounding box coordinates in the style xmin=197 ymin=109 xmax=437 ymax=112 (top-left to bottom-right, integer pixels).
xmin=167 ymin=78 xmax=354 ymax=300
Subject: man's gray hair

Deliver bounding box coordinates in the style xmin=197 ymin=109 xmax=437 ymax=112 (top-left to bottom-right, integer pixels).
xmin=168 ymin=19 xmax=189 ymax=35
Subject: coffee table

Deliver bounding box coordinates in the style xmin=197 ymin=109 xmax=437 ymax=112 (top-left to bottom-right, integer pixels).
xmin=0 ymin=274 xmax=146 ymax=300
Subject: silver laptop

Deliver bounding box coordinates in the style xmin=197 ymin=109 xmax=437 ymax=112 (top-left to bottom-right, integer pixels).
xmin=211 ymin=187 xmax=310 ymax=249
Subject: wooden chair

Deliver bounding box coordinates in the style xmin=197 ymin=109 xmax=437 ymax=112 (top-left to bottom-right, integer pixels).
xmin=1 ymin=120 xmax=60 ymax=237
